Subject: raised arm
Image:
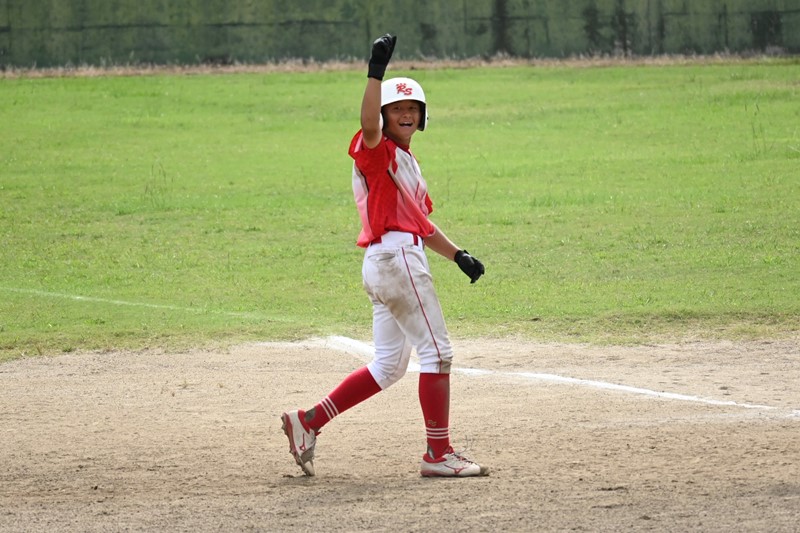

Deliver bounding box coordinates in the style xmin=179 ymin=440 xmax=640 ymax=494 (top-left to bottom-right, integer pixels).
xmin=361 ymin=34 xmax=396 ymax=149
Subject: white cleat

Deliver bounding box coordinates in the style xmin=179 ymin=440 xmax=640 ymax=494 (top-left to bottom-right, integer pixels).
xmin=281 ymin=410 xmax=316 ymax=476
xmin=420 ymin=447 xmax=489 ymax=477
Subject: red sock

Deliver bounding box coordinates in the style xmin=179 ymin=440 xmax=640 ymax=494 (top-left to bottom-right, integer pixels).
xmin=304 ymin=366 xmax=381 ymax=432
xmin=419 ymin=372 xmax=451 ymax=459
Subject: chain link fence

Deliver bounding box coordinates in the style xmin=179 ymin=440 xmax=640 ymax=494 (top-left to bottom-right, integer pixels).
xmin=1 ymin=0 xmax=798 ymax=68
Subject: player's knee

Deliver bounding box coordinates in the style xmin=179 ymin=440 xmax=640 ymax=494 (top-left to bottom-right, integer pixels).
xmin=368 ymin=360 xmax=407 ymax=389
xmin=418 ymin=349 xmax=452 ymax=374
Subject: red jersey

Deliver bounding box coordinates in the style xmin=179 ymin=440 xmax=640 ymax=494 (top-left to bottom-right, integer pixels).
xmin=349 ymin=130 xmax=435 ymax=248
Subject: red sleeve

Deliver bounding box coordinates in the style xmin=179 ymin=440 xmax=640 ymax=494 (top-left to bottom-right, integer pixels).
xmin=349 ymin=130 xmax=391 ymax=174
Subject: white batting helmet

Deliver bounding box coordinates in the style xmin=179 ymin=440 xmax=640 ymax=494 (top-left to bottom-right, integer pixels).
xmin=381 ymin=77 xmax=428 ymax=131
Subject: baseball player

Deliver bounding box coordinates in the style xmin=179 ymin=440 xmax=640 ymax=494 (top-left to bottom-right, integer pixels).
xmin=281 ymin=33 xmax=487 ymax=477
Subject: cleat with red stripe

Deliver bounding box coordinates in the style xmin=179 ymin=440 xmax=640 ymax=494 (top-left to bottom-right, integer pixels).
xmin=280 ymin=410 xmax=317 ymax=476
xmin=420 ymin=447 xmax=489 ymax=477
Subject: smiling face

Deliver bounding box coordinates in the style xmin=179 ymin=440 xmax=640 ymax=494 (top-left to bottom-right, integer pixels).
xmin=381 ymin=99 xmax=422 ymax=146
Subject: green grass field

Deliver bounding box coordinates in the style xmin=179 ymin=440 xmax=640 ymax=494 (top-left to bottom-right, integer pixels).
xmin=1 ymin=59 xmax=798 ymax=360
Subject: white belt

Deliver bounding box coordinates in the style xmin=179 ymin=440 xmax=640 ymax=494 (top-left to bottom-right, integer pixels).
xmin=369 ymin=231 xmax=424 ymax=249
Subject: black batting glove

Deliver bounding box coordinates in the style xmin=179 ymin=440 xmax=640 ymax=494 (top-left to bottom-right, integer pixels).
xmin=455 ymin=250 xmax=485 ymax=284
xmin=368 ymin=34 xmax=397 ymax=80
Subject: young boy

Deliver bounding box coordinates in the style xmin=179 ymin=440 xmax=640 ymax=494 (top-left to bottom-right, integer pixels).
xmin=281 ymin=34 xmax=487 ymax=477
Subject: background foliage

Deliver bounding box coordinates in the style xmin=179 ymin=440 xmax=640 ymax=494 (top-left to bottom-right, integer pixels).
xmin=1 ymin=0 xmax=799 ymax=67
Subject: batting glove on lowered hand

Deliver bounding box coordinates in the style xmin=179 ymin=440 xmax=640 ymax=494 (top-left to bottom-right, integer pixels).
xmin=455 ymin=250 xmax=485 ymax=284
xmin=368 ymin=33 xmax=397 ymax=80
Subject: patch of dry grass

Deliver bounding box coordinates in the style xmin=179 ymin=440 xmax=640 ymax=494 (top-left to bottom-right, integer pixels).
xmin=2 ymin=52 xmax=795 ymax=79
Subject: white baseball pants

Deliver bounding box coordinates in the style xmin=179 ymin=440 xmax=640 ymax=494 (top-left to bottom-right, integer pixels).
xmin=361 ymin=231 xmax=453 ymax=390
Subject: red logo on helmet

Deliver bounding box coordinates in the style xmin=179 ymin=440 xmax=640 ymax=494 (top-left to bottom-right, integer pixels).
xmin=395 ymin=83 xmax=413 ymax=96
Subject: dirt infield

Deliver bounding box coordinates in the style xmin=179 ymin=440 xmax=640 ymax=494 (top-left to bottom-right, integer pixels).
xmin=1 ymin=337 xmax=799 ymax=532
